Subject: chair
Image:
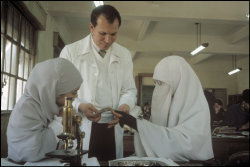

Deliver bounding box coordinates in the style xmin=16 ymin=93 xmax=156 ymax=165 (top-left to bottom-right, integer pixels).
xmin=224 ymin=151 xmax=249 ymax=166
xmin=1 ymin=113 xmax=10 ymax=158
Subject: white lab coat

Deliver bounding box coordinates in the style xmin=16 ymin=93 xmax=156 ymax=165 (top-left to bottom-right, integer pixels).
xmin=59 ymin=34 xmax=137 ymax=158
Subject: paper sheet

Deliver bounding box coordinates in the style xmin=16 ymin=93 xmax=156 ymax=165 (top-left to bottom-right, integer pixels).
xmin=109 ymin=156 xmax=179 ymax=166
xmin=1 ymin=157 xmax=100 ymax=166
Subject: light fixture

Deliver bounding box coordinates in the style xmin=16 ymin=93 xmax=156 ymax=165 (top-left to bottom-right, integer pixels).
xmin=190 ymin=23 xmax=209 ymax=56
xmin=246 ymin=13 xmax=249 ymax=19
xmin=94 ymin=1 xmax=104 ymax=7
xmin=228 ymin=55 xmax=242 ymax=75
xmin=191 ymin=43 xmax=209 ymax=55
xmin=228 ymin=68 xmax=242 ymax=75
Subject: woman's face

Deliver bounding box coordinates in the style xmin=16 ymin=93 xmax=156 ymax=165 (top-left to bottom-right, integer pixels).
xmin=56 ymin=87 xmax=80 ymax=107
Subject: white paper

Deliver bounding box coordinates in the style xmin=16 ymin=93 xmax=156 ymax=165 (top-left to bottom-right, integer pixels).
xmin=109 ymin=156 xmax=179 ymax=166
xmin=1 ymin=158 xmax=23 ymax=166
xmin=1 ymin=157 xmax=100 ymax=166
xmin=24 ymin=158 xmax=64 ymax=166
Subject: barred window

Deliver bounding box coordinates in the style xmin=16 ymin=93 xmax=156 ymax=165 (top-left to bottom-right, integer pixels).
xmin=1 ymin=1 xmax=37 ymax=112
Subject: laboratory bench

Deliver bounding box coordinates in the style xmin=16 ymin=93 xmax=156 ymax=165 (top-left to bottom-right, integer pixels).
xmin=123 ymin=132 xmax=249 ymax=166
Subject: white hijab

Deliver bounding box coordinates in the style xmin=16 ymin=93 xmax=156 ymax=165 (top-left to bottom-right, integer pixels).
xmin=134 ymin=55 xmax=214 ymax=161
xmin=7 ymin=58 xmax=83 ymax=162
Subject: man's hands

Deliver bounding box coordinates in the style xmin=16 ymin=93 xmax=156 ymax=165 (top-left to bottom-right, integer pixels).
xmin=77 ymin=103 xmax=132 ymax=128
xmin=107 ymin=104 xmax=130 ymax=128
xmin=107 ymin=111 xmax=120 ymax=128
xmin=78 ymin=103 xmax=101 ymax=122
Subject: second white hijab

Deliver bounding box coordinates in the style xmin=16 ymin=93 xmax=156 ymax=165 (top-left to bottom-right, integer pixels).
xmin=134 ymin=55 xmax=214 ymax=161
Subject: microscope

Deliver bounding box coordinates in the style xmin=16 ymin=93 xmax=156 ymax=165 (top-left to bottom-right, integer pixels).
xmin=46 ymin=97 xmax=88 ymax=166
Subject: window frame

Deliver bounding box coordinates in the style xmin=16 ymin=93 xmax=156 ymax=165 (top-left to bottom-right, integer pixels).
xmin=1 ymin=1 xmax=38 ymax=113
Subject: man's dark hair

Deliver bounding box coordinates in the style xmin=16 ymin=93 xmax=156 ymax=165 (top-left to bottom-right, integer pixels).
xmin=204 ymin=90 xmax=216 ymax=112
xmin=242 ymin=89 xmax=249 ymax=103
xmin=91 ymin=5 xmax=121 ymax=27
xmin=214 ymin=99 xmax=223 ymax=106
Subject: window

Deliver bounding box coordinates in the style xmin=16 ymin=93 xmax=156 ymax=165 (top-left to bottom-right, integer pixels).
xmin=135 ymin=73 xmax=153 ymax=106
xmin=1 ymin=1 xmax=37 ymax=112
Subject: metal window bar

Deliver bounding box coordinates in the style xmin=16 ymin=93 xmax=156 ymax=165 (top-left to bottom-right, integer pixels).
xmin=15 ymin=8 xmax=23 ymax=98
xmin=26 ymin=22 xmax=30 ymax=79
xmin=1 ymin=2 xmax=8 ymax=107
xmin=1 ymin=72 xmax=27 ymax=82
xmin=5 ymin=35 xmax=32 ymax=53
xmin=6 ymin=4 xmax=14 ymax=110
xmin=1 ymin=2 xmax=10 ymax=110
xmin=21 ymin=19 xmax=26 ymax=86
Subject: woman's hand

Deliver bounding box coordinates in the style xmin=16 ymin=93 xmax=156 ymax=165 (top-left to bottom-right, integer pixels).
xmin=117 ymin=104 xmax=130 ymax=114
xmin=108 ymin=110 xmax=138 ymax=131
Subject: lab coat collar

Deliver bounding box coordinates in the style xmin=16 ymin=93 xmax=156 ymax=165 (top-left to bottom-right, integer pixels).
xmin=110 ymin=51 xmax=120 ymax=64
xmin=78 ymin=34 xmax=91 ymax=55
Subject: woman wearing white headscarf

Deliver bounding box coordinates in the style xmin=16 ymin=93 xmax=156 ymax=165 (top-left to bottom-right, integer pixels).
xmin=112 ymin=55 xmax=214 ymax=161
xmin=7 ymin=58 xmax=83 ymax=162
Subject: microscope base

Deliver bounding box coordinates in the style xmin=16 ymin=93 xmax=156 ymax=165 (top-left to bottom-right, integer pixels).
xmin=46 ymin=149 xmax=88 ymax=166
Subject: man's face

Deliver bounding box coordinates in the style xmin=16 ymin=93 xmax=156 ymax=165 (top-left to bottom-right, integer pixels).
xmin=90 ymin=14 xmax=119 ymax=50
xmin=241 ymin=101 xmax=249 ymax=112
xmin=214 ymin=103 xmax=222 ymax=114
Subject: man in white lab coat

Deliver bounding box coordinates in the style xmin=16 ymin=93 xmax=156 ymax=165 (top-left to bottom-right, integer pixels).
xmin=60 ymin=5 xmax=137 ymax=161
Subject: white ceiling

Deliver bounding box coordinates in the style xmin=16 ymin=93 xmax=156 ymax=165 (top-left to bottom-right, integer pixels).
xmin=43 ymin=1 xmax=249 ymax=63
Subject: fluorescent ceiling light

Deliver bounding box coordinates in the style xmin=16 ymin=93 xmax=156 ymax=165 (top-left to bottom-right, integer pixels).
xmin=190 ymin=43 xmax=209 ymax=56
xmin=228 ymin=68 xmax=242 ymax=75
xmin=246 ymin=13 xmax=249 ymax=19
xmin=94 ymin=1 xmax=103 ymax=7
